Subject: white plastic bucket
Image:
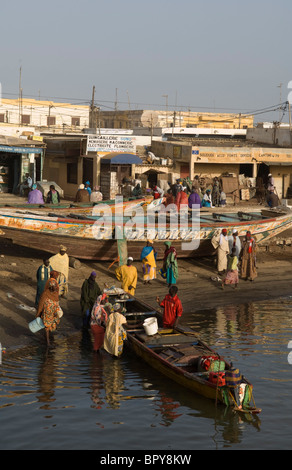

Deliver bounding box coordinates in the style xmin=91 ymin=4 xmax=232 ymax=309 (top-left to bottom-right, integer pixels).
xmin=29 ymin=317 xmax=45 ymax=333
xmin=143 ymin=317 xmax=158 ymax=336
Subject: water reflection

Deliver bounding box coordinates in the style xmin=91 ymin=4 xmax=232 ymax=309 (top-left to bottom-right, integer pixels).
xmin=2 ymin=297 xmax=292 ymax=449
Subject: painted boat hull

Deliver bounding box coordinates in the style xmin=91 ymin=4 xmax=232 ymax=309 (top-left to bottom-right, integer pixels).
xmin=0 ymin=207 xmax=291 ymax=260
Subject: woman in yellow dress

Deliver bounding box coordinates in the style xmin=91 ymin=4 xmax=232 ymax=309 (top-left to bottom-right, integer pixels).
xmin=115 ymin=257 xmax=138 ymax=295
xmin=140 ymin=240 xmax=157 ymax=284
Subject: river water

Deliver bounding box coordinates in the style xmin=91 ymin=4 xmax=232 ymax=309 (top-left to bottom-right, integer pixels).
xmin=1 ymin=296 xmax=292 ymax=451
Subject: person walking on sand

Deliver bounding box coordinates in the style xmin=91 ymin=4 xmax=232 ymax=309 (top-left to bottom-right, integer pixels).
xmin=156 ymin=285 xmax=183 ymax=329
xmin=36 ymin=278 xmax=61 ymax=346
xmin=160 ymin=241 xmax=179 ymax=286
xmin=222 ymin=247 xmax=239 ymax=289
xmin=140 ymin=240 xmax=157 ymax=284
xmin=115 ymin=257 xmax=138 ymax=295
xmin=241 ymin=231 xmax=257 ymax=281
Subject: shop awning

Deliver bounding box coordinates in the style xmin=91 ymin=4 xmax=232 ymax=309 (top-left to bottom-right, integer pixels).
xmin=101 ymin=152 xmax=142 ymax=164
xmin=0 ymin=145 xmax=43 ymax=154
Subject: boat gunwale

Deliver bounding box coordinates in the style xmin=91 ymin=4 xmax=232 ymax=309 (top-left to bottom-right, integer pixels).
xmin=0 ymin=210 xmax=290 ymax=229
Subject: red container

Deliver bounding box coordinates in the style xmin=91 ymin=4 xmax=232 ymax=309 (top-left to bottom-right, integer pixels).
xmin=208 ymin=372 xmax=226 ymax=386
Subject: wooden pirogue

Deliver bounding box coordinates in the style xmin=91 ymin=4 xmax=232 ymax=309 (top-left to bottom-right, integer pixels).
xmin=0 ymin=204 xmax=292 ymax=261
xmin=105 ymin=291 xmax=261 ymax=415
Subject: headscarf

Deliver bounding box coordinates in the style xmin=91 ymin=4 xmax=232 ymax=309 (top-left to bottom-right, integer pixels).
xmin=32 ymin=184 xmax=37 ymax=190
xmin=50 ymin=270 xmax=59 ymax=279
xmin=163 ymin=241 xmax=177 ymax=260
xmin=79 ymin=184 xmax=85 ymax=190
xmin=91 ymin=295 xmax=108 ymax=326
xmin=37 ymin=279 xmax=59 ymax=315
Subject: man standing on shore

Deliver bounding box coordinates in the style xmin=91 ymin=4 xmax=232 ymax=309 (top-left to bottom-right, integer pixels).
xmin=49 ymin=245 xmax=69 ymax=297
xmin=212 ymin=229 xmax=229 ymax=275
xmin=241 ymin=231 xmax=257 ymax=281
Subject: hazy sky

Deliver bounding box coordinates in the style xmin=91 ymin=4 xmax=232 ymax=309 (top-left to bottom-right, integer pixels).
xmin=1 ymin=0 xmax=292 ymax=121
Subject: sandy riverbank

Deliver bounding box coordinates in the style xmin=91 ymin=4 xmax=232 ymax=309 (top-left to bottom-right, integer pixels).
xmin=1 ymin=236 xmax=292 ymax=352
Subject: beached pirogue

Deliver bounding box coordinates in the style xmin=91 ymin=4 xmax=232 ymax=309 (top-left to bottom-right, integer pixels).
xmin=0 ymin=195 xmax=291 ymax=260
xmin=107 ymin=290 xmax=261 ymax=415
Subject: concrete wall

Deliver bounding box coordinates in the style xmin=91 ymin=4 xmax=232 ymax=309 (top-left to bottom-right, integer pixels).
xmin=0 ymin=99 xmax=89 ymax=131
xmin=246 ymin=128 xmax=292 ymax=147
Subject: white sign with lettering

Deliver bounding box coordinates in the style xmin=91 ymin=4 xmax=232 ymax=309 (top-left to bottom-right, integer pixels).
xmin=87 ymin=135 xmax=136 ymax=153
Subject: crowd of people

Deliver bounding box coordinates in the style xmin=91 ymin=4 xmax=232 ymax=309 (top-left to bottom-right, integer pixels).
xmin=153 ymin=176 xmax=227 ymax=209
xmin=32 ymin=226 xmax=258 ymax=351
xmin=211 ymin=228 xmax=257 ymax=289
xmin=33 ymin=240 xmax=182 ymax=353
xmin=22 ymin=171 xmax=281 ymax=212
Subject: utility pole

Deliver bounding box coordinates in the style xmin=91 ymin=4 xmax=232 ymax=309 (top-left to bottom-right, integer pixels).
xmin=19 ymin=66 xmax=22 ymax=126
xmin=127 ymin=90 xmax=132 ymax=129
xmin=162 ymin=94 xmax=168 ymax=127
xmin=278 ymin=82 xmax=283 ymax=122
xmin=90 ymin=85 xmax=95 ymax=128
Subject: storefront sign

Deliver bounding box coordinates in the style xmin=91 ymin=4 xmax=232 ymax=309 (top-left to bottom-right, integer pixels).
xmin=87 ymin=135 xmax=136 ymax=153
xmin=0 ymin=145 xmax=43 ymax=154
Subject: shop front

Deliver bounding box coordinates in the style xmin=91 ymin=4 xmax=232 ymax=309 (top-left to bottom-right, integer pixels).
xmin=0 ymin=142 xmax=44 ymax=194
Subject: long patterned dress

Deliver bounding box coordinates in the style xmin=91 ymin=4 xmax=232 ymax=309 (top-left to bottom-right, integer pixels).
xmin=241 ymin=236 xmax=257 ymax=280
xmin=41 ymin=298 xmax=60 ymax=332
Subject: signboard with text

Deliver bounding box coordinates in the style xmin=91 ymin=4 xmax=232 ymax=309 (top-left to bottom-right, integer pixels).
xmin=87 ymin=135 xmax=136 ymax=153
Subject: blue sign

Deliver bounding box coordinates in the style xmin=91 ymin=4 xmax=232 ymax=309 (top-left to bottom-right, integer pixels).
xmin=0 ymin=145 xmax=43 ymax=154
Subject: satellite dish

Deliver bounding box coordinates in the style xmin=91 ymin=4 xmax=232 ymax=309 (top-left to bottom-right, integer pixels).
xmin=141 ymin=110 xmax=159 ymax=127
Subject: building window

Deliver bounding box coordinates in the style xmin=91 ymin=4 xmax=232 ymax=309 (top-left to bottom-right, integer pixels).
xmin=0 ymin=114 xmax=5 ymax=123
xmin=47 ymin=116 xmax=56 ymax=126
xmin=21 ymin=114 xmax=30 ymax=124
xmin=72 ymin=117 xmax=80 ymax=126
xmin=67 ymin=162 xmax=78 ymax=184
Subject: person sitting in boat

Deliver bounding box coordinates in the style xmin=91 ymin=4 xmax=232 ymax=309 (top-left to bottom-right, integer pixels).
xmin=103 ymin=303 xmax=127 ymax=357
xmin=115 ymin=257 xmax=138 ymax=296
xmin=90 ymin=186 xmax=103 ymax=203
xmin=74 ymin=184 xmax=90 ymax=203
xmin=46 ymin=185 xmax=60 ymax=204
xmin=27 ymin=184 xmax=45 ymax=204
xmin=202 ymin=189 xmax=213 ymax=207
xmin=156 ymin=285 xmax=183 ymax=329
